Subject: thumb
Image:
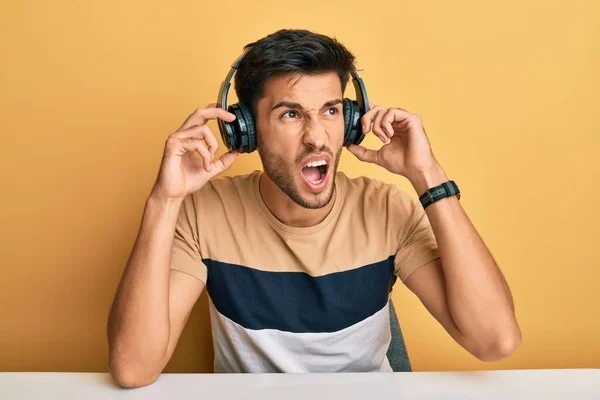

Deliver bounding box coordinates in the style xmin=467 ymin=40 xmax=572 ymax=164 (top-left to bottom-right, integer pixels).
xmin=209 ymin=150 xmax=240 ymax=176
xmin=347 ymin=145 xmax=379 ymax=164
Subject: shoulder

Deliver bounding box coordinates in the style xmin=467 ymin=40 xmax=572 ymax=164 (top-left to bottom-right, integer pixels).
xmin=195 ymin=171 xmax=257 ymax=199
xmin=337 ymin=172 xmax=418 ymax=213
xmin=184 ymin=171 xmax=258 ymax=215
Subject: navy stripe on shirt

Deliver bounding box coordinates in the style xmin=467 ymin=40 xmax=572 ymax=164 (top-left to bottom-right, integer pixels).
xmin=204 ymin=256 xmax=396 ymax=333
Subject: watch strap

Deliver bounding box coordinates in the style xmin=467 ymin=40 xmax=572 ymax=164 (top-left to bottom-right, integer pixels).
xmin=419 ymin=181 xmax=461 ymax=209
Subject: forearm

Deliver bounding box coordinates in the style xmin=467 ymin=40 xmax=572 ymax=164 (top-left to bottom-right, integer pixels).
xmin=107 ymin=194 xmax=183 ymax=377
xmin=411 ymin=164 xmax=521 ymax=355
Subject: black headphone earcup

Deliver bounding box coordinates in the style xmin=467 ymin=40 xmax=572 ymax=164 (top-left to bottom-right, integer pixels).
xmin=224 ymin=103 xmax=257 ymax=153
xmin=343 ymin=99 xmax=365 ymax=146
xmin=221 ymin=103 xmax=244 ymax=151
xmin=237 ymin=103 xmax=257 ymax=153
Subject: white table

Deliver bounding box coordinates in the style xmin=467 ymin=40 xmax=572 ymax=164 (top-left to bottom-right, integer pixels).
xmin=1 ymin=369 xmax=598 ymax=399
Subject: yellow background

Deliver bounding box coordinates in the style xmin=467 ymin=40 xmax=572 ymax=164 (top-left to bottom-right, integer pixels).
xmin=1 ymin=0 xmax=599 ymax=373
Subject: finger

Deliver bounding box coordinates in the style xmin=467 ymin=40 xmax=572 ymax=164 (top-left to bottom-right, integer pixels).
xmin=177 ymin=107 xmax=236 ymax=131
xmin=347 ymin=144 xmax=379 ymax=164
xmin=361 ymin=105 xmax=384 ymax=127
xmin=382 ymin=119 xmax=394 ymax=137
xmin=361 ymin=106 xmax=387 ymax=141
xmin=382 ymin=109 xmax=397 ymax=137
xmin=171 ymin=125 xmax=219 ymax=157
xmin=202 ymin=125 xmax=219 ymax=158
xmin=197 ymin=141 xmax=212 ymax=172
xmin=373 ymin=109 xmax=389 ymax=141
xmin=389 ymin=108 xmax=420 ymax=129
xmin=180 ymin=138 xmax=212 ymax=171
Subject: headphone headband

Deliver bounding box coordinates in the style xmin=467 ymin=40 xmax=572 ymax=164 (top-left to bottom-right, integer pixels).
xmin=217 ymin=49 xmax=369 ymax=117
xmin=217 ymin=49 xmax=250 ymax=113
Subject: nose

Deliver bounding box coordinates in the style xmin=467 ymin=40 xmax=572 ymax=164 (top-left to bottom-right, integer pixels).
xmin=301 ymin=117 xmax=328 ymax=149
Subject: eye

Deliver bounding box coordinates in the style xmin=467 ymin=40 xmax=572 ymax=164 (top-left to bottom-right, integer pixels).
xmin=281 ymin=110 xmax=300 ymax=119
xmin=324 ymin=107 xmax=339 ymax=116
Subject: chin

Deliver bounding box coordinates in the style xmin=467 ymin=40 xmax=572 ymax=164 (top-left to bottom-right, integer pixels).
xmin=295 ymin=178 xmax=335 ymax=210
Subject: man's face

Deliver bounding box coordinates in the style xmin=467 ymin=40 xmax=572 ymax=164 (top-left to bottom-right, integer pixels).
xmin=255 ymin=72 xmax=345 ymax=209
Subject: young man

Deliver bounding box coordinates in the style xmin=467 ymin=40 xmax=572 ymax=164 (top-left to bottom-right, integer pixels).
xmin=107 ymin=29 xmax=521 ymax=388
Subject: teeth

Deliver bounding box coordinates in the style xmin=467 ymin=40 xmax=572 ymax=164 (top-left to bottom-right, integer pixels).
xmin=304 ymin=160 xmax=328 ymax=168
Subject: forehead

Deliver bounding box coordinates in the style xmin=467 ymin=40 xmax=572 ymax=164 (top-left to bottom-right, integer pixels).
xmin=261 ymin=72 xmax=343 ymax=106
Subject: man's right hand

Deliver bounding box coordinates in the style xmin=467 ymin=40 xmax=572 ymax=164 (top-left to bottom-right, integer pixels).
xmin=151 ymin=104 xmax=240 ymax=200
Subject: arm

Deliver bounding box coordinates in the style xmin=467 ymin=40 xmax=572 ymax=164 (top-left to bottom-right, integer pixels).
xmin=348 ymin=105 xmax=521 ymax=362
xmin=107 ymin=195 xmax=204 ymax=388
xmin=107 ymin=106 xmax=239 ymax=388
xmin=404 ymin=165 xmax=521 ymax=361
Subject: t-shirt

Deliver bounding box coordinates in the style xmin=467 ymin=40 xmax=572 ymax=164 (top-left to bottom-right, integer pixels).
xmin=170 ymin=170 xmax=440 ymax=373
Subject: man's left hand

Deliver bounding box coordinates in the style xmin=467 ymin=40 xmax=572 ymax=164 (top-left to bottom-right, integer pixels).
xmin=347 ymin=104 xmax=440 ymax=183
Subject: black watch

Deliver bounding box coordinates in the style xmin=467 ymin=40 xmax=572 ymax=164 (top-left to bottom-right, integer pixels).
xmin=419 ymin=181 xmax=461 ymax=209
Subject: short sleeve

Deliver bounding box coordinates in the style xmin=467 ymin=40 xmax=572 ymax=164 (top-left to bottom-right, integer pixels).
xmin=394 ymin=193 xmax=440 ymax=282
xmin=170 ymin=192 xmax=208 ymax=283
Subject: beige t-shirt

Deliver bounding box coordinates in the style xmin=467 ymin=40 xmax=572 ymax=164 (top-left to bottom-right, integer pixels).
xmin=171 ymin=170 xmax=440 ymax=373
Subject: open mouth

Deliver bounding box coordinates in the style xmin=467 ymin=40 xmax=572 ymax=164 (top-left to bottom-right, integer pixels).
xmin=301 ymin=160 xmax=329 ymax=186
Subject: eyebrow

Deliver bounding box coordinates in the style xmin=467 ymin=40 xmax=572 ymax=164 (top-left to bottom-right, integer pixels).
xmin=271 ymin=99 xmax=343 ymax=112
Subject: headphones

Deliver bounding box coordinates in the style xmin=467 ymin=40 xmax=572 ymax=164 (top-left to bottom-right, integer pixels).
xmin=217 ymin=49 xmax=370 ymax=153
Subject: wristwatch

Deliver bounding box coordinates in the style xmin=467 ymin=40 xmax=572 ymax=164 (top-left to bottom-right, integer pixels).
xmin=419 ymin=181 xmax=461 ymax=209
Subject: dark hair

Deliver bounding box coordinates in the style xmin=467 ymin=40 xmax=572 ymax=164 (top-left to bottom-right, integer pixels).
xmin=234 ymin=29 xmax=356 ymax=115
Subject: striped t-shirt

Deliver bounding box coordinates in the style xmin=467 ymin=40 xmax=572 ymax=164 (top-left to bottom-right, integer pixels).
xmin=170 ymin=170 xmax=440 ymax=373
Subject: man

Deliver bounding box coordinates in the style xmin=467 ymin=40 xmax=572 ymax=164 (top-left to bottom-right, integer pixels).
xmin=107 ymin=29 xmax=521 ymax=388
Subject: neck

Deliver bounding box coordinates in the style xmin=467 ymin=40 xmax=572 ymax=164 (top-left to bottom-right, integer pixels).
xmin=258 ymin=172 xmax=336 ymax=228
